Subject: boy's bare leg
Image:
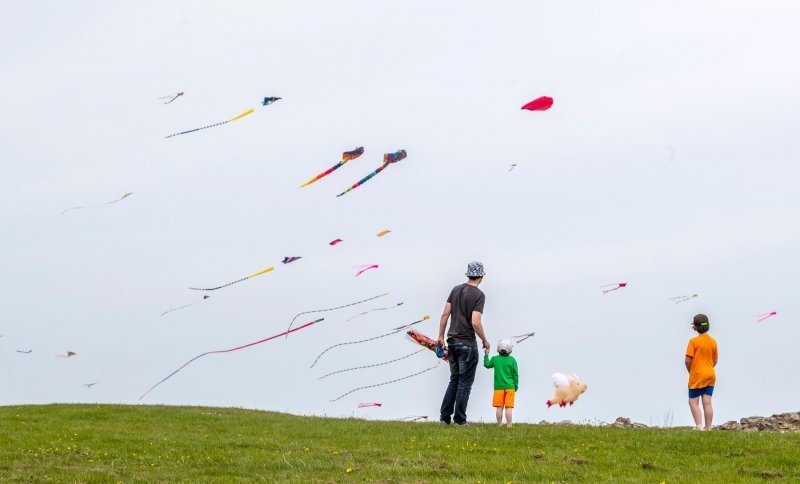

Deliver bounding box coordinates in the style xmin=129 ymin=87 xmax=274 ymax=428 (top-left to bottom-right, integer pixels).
xmin=505 ymin=407 xmax=513 ymax=428
xmin=701 ymin=395 xmax=713 ymax=429
xmin=495 ymin=407 xmax=503 ymax=426
xmin=688 ymin=397 xmax=703 ymax=429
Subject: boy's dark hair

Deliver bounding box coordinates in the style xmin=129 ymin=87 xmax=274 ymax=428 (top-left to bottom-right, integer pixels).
xmin=499 ymin=349 xmax=509 ymax=356
xmin=693 ymin=313 xmax=710 ymax=333
xmin=467 ymin=276 xmax=483 ymax=281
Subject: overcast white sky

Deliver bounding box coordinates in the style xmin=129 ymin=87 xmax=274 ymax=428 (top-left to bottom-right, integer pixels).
xmin=1 ymin=0 xmax=799 ymax=426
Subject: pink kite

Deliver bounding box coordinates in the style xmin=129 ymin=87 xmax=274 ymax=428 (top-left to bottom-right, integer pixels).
xmin=521 ymin=96 xmax=554 ymax=111
xmin=355 ymin=264 xmax=379 ymax=277
xmin=329 ymin=239 xmax=343 ymax=246
xmin=358 ymin=402 xmax=382 ymax=408
xmin=756 ymin=311 xmax=777 ymax=323
xmin=601 ymin=283 xmax=627 ymax=294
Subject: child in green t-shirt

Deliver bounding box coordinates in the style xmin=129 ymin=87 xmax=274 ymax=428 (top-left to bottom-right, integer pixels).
xmin=484 ymin=338 xmax=519 ymax=428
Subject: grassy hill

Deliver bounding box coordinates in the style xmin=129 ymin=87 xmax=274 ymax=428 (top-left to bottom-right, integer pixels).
xmin=1 ymin=404 xmax=798 ymax=482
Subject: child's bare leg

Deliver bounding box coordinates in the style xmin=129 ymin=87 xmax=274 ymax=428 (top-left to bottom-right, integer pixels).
xmin=505 ymin=407 xmax=513 ymax=428
xmin=495 ymin=407 xmax=503 ymax=426
xmin=701 ymin=395 xmax=713 ymax=429
xmin=688 ymin=397 xmax=703 ymax=429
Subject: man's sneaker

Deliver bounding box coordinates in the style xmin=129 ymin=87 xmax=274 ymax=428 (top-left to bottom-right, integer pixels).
xmin=439 ymin=419 xmax=450 ymax=426
xmin=455 ymin=422 xmax=470 ymax=426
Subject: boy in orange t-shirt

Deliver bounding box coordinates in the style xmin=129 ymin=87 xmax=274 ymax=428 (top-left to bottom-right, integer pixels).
xmin=685 ymin=313 xmax=718 ymax=430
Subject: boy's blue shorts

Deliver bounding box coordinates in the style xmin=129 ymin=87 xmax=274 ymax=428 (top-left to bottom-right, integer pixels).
xmin=688 ymin=386 xmax=714 ymax=398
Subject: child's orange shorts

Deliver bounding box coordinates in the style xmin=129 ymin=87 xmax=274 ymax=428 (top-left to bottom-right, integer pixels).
xmin=492 ymin=389 xmax=515 ymax=408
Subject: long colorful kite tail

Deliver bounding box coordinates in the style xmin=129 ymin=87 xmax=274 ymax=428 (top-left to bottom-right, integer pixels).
xmin=310 ymin=316 xmax=429 ymax=368
xmin=354 ymin=264 xmax=379 ymax=277
xmin=165 ymin=108 xmax=255 ymax=139
xmin=139 ymin=318 xmax=323 ymax=400
xmin=285 ymin=292 xmax=389 ymax=337
xmin=337 ymin=162 xmax=388 ymax=197
xmin=299 ymin=147 xmax=364 ymax=188
xmin=188 ymin=266 xmax=274 ymax=291
xmin=161 ymin=295 xmax=210 ymax=317
xmin=345 ymin=302 xmax=404 ymax=322
xmin=336 ymin=150 xmax=407 ymax=197
xmin=357 ymin=403 xmax=383 ymax=408
xmin=756 ymin=311 xmax=777 ymax=323
xmin=317 ymin=349 xmax=424 ymax=380
xmin=601 ymin=283 xmax=627 ymax=294
xmin=330 ymin=363 xmax=440 ymax=402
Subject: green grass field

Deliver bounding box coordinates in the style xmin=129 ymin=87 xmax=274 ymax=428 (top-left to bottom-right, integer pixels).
xmin=1 ymin=404 xmax=798 ymax=482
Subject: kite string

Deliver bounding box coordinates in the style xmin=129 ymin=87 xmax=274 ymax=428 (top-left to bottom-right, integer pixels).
xmin=330 ymin=364 xmax=440 ymax=402
xmin=317 ymin=349 xmax=425 ymax=380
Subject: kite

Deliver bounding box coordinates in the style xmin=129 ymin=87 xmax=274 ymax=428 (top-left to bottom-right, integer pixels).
xmin=406 ymin=329 xmax=448 ymax=361
xmin=601 ymin=283 xmax=627 ymax=294
xmin=285 ymin=292 xmax=389 ymax=336
xmin=376 ymin=230 xmax=391 ymax=237
xmin=282 ymin=257 xmax=302 ymax=264
xmin=299 ymin=147 xmax=365 ymax=188
xmin=57 ymin=351 xmax=76 ymax=358
xmin=329 ymin=239 xmax=343 ymax=246
xmin=669 ymin=294 xmax=698 ymax=304
xmin=509 ymin=163 xmax=517 ymax=172
xmin=756 ymin=311 xmax=777 ymax=323
xmin=521 ymin=96 xmax=554 ymax=111
xmin=16 ymin=349 xmax=32 ymax=354
xmin=165 ymin=97 xmax=280 ymax=139
xmin=61 ymin=192 xmax=133 ymax=215
xmin=514 ymin=332 xmax=535 ymax=343
xmin=159 ymin=92 xmax=184 ymax=104
xmin=317 ymin=348 xmax=424 ymax=380
xmin=310 ymin=316 xmax=430 ymax=368
xmin=547 ymin=373 xmax=588 ymax=408
xmin=161 ymin=295 xmax=210 ymax=317
xmin=358 ymin=403 xmax=383 ymax=408
xmin=336 ymin=150 xmax=407 ymax=197
xmin=189 ymin=266 xmax=274 ymax=291
xmin=83 ymin=382 xmax=99 ymax=388
xmin=346 ymin=302 xmax=404 ymax=322
xmin=139 ymin=317 xmax=324 ymax=400
xmin=330 ymin=363 xmax=440 ymax=402
xmin=400 ymin=415 xmax=428 ymax=422
xmin=355 ymin=264 xmax=379 ymax=277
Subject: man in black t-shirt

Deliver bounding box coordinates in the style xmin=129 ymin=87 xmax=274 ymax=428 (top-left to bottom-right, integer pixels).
xmin=437 ymin=261 xmax=490 ymax=425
